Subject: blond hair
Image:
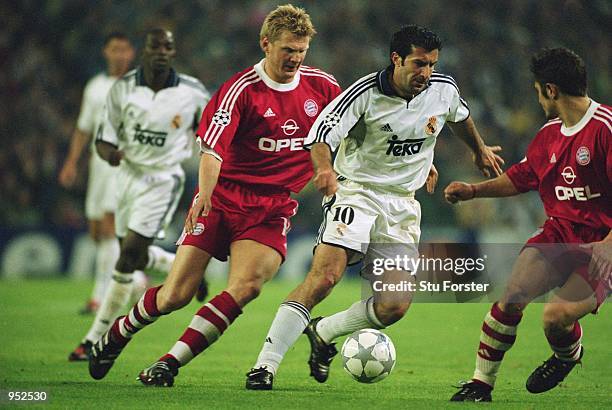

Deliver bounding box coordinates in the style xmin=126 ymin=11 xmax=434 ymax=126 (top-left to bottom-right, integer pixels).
xmin=260 ymin=4 xmax=316 ymax=42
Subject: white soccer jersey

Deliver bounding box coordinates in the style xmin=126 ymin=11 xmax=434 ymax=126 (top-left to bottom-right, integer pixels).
xmin=97 ymin=68 xmax=210 ymax=171
xmin=305 ymin=67 xmax=469 ymax=194
xmin=77 ymin=72 xmax=118 ymax=150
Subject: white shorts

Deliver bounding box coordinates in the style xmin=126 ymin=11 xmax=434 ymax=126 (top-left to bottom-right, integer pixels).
xmin=85 ymin=152 xmax=119 ymax=219
xmin=114 ymin=165 xmax=185 ymax=239
xmin=317 ymin=179 xmax=421 ymax=265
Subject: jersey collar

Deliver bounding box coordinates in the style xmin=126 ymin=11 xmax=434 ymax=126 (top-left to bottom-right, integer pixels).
xmin=377 ymin=65 xmax=397 ymax=96
xmin=135 ymin=67 xmax=180 ymax=89
xmin=254 ymin=59 xmax=300 ymax=92
xmin=560 ymin=100 xmax=599 ymax=136
xmin=377 ymin=65 xmax=430 ymax=99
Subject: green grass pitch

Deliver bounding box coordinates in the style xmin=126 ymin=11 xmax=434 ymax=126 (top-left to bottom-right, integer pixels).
xmin=0 ymin=279 xmax=609 ymax=409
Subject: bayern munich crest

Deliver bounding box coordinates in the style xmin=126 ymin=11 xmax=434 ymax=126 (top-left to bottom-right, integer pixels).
xmin=212 ymin=108 xmax=231 ymax=126
xmin=576 ymin=146 xmax=590 ymax=166
xmin=304 ymin=99 xmax=319 ymax=117
xmin=192 ymin=222 xmax=205 ymax=236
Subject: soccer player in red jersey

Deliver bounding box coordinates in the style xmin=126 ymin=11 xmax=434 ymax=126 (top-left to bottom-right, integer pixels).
xmin=88 ymin=4 xmax=342 ymax=386
xmin=445 ymin=48 xmax=611 ymax=402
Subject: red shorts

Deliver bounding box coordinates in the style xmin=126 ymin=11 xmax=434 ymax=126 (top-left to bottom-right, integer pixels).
xmin=177 ymin=178 xmax=298 ymax=262
xmin=525 ymin=217 xmax=610 ymax=310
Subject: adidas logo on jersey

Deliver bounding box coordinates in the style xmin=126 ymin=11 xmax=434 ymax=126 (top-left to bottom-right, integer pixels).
xmin=380 ymin=123 xmax=393 ymax=132
xmin=550 ymin=153 xmax=556 ymax=163
xmin=263 ymin=108 xmax=276 ymax=117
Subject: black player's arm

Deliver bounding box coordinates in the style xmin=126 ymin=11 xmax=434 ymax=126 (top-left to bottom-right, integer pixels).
xmin=95 ymin=141 xmax=123 ymax=166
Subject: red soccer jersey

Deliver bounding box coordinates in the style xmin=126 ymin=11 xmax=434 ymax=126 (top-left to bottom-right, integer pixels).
xmin=506 ymin=101 xmax=612 ymax=230
xmin=196 ymin=61 xmax=341 ymax=193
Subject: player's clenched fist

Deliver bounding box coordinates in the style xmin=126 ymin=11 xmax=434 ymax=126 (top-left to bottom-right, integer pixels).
xmin=444 ymin=181 xmax=475 ymax=204
xmin=313 ymin=169 xmax=338 ymax=196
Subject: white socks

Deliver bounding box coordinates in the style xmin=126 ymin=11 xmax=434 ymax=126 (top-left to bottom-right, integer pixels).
xmin=85 ymin=270 xmax=134 ymax=343
xmin=146 ymin=245 xmax=175 ymax=273
xmin=316 ymin=297 xmax=385 ymax=344
xmin=91 ymin=238 xmax=120 ymax=302
xmin=254 ymin=301 xmax=311 ymax=375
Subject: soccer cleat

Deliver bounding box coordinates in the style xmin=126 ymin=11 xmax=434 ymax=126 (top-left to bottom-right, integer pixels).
xmin=526 ymin=348 xmax=583 ymax=393
xmin=450 ymin=380 xmax=493 ymax=402
xmin=303 ymin=317 xmax=338 ymax=383
xmin=245 ymin=367 xmax=274 ymax=390
xmin=68 ymin=340 xmax=92 ymax=361
xmin=195 ymin=278 xmax=209 ymax=302
xmin=138 ymin=360 xmax=178 ymax=387
xmin=88 ymin=325 xmax=126 ymax=380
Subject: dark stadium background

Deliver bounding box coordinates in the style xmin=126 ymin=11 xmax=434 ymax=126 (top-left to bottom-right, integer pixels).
xmin=1 ymin=0 xmax=609 ymax=278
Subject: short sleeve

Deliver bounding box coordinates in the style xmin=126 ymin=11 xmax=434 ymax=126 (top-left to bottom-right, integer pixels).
xmin=447 ymin=84 xmax=470 ymax=123
xmin=304 ymin=74 xmax=374 ymax=151
xmin=506 ymin=156 xmax=539 ymax=192
xmin=195 ymin=78 xmax=244 ymax=160
xmin=76 ymin=80 xmax=96 ymax=134
xmin=95 ymin=81 xmax=123 ymax=147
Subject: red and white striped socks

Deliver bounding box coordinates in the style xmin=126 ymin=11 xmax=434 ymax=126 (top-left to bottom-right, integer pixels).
xmin=473 ymin=302 xmax=522 ymax=387
xmin=161 ymin=291 xmax=242 ymax=366
xmin=547 ymin=321 xmax=583 ymax=362
xmin=111 ymin=285 xmax=163 ymax=346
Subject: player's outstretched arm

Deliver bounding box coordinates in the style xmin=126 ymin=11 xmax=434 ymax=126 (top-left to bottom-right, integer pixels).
xmin=448 ymin=117 xmax=504 ymax=177
xmin=58 ymin=129 xmax=91 ymax=188
xmin=444 ymin=173 xmax=519 ymax=204
xmin=95 ymin=141 xmax=124 ymax=166
xmin=310 ymin=142 xmax=337 ymax=196
xmin=185 ymin=152 xmax=221 ymax=234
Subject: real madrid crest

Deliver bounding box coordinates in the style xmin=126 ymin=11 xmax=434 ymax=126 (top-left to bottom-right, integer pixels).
xmin=576 ymin=146 xmax=590 ymax=166
xmin=425 ymin=116 xmax=437 ymax=135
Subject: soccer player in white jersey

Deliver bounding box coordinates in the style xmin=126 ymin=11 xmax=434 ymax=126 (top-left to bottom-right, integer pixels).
xmin=70 ymin=28 xmax=210 ymax=364
xmin=246 ymin=25 xmax=504 ymax=390
xmin=59 ymin=32 xmax=134 ymax=322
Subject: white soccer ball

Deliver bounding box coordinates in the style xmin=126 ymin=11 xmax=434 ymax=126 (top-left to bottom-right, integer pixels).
xmin=340 ymin=329 xmax=396 ymax=383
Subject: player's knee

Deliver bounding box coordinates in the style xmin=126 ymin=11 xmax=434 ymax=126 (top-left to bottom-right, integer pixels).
xmin=542 ymin=304 xmax=575 ymax=333
xmin=375 ymin=302 xmax=410 ymax=326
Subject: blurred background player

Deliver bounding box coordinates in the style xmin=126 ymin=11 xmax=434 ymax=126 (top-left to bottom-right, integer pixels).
xmin=87 ymin=4 xmax=342 ymax=386
xmin=70 ymin=28 xmax=210 ymax=362
xmin=58 ymin=32 xmax=138 ymax=318
xmin=246 ymin=24 xmax=504 ymax=390
xmin=445 ymin=47 xmax=611 ymax=402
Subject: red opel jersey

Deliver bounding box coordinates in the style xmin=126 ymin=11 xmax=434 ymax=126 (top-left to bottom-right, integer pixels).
xmin=196 ymin=61 xmax=341 ymax=193
xmin=506 ymin=101 xmax=611 ymax=230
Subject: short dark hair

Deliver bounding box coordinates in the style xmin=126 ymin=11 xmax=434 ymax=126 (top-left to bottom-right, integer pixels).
xmin=103 ymin=31 xmax=130 ymax=47
xmin=530 ymin=47 xmax=587 ymax=96
xmin=390 ymin=25 xmax=442 ymax=61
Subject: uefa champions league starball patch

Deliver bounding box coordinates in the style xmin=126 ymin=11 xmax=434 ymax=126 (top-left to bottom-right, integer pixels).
xmin=576 ymin=146 xmax=590 ymax=166
xmin=304 ymin=99 xmax=318 ymax=117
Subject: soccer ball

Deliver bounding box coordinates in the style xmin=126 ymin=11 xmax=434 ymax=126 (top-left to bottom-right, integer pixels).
xmin=340 ymin=329 xmax=396 ymax=383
